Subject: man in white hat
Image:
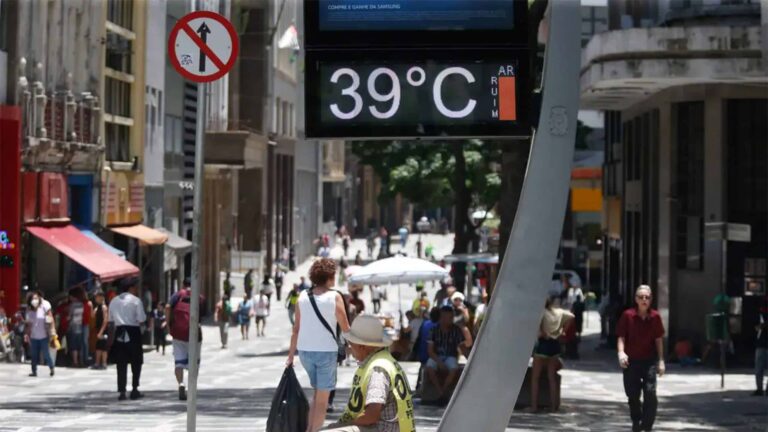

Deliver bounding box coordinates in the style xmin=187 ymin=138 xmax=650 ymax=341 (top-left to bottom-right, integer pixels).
xmin=322 ymin=315 xmax=416 ymax=432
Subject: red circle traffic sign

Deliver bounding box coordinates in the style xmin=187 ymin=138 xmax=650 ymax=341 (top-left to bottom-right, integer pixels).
xmin=168 ymin=11 xmax=239 ymax=83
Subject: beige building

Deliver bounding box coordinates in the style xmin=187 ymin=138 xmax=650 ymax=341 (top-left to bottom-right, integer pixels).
xmin=584 ymin=0 xmax=767 ymax=360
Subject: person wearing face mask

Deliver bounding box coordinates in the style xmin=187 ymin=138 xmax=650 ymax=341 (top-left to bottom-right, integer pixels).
xmin=24 ymin=292 xmax=56 ymax=377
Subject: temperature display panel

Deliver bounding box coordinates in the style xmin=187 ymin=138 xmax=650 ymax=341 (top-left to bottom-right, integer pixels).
xmin=318 ymin=0 xmax=515 ymax=31
xmin=305 ymin=50 xmax=531 ymax=139
xmin=305 ymin=0 xmax=529 ymax=48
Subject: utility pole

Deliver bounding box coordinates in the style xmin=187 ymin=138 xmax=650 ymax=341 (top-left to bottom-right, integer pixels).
xmin=187 ymin=1 xmax=204 ymax=429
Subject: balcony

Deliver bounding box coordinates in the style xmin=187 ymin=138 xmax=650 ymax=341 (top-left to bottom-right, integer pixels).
xmin=580 ymin=25 xmax=766 ymax=110
xmin=205 ymin=130 xmax=268 ymax=169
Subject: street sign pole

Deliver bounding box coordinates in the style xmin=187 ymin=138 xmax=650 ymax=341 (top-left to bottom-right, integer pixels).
xmin=186 ymin=0 xmax=203 ymax=420
xmin=187 ymin=2 xmax=204 ymax=428
xmin=168 ymin=5 xmax=238 ymax=429
xmin=187 ymin=79 xmax=205 ymax=431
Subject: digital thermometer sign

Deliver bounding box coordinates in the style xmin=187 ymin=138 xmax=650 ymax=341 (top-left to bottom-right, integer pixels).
xmin=305 ymin=51 xmax=531 ymax=138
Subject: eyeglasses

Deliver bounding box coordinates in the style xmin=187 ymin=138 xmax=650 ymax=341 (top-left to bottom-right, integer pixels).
xmin=636 ymin=295 xmax=651 ymax=301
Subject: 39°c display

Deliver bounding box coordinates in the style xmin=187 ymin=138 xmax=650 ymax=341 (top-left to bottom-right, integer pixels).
xmin=305 ymin=54 xmax=531 ymax=139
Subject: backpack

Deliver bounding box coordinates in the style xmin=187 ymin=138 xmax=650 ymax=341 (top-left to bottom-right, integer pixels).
xmin=170 ymin=290 xmax=201 ymax=342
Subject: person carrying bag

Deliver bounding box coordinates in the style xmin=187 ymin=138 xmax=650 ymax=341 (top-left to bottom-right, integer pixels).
xmin=286 ymin=259 xmax=351 ymax=432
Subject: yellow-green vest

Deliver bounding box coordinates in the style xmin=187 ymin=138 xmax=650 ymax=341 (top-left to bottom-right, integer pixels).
xmin=340 ymin=349 xmax=416 ymax=432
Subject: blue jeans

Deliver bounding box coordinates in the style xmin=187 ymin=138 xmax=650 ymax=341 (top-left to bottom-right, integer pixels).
xmin=299 ymin=350 xmax=337 ymax=391
xmin=426 ymin=355 xmax=459 ymax=370
xmin=755 ymin=348 xmax=768 ymax=392
xmin=81 ymin=325 xmax=90 ymax=363
xmin=30 ymin=337 xmax=54 ymax=374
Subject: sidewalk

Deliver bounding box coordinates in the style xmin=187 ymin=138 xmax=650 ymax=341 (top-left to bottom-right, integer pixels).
xmin=0 ymin=243 xmax=765 ymax=431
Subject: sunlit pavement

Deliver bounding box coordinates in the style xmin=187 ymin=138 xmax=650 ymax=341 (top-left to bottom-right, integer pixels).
xmin=0 ymin=237 xmax=765 ymax=431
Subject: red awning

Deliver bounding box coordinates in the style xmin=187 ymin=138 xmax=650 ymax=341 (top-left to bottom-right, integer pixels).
xmin=27 ymin=225 xmax=140 ymax=282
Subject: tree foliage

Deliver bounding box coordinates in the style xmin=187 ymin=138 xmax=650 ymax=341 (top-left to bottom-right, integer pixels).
xmin=351 ymin=140 xmax=503 ymax=292
xmin=351 ymin=140 xmax=502 ymax=216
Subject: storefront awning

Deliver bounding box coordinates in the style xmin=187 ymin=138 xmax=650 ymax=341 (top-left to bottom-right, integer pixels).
xmin=155 ymin=228 xmax=192 ymax=254
xmin=27 ymin=225 xmax=139 ymax=282
xmin=110 ymin=224 xmax=168 ymax=245
xmin=80 ymin=229 xmax=126 ymax=259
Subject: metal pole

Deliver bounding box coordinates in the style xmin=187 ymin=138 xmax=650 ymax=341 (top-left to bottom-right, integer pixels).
xmin=720 ymin=238 xmax=727 ymax=388
xmin=438 ymin=2 xmax=580 ymax=430
xmin=720 ymin=339 xmax=726 ymax=388
xmin=187 ymin=63 xmax=206 ymax=432
xmin=185 ymin=0 xmax=205 ymax=427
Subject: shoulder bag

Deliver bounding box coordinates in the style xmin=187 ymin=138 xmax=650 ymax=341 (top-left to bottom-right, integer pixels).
xmin=308 ymin=289 xmax=346 ymax=363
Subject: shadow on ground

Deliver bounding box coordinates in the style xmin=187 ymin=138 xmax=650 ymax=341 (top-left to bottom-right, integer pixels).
xmin=1 ymin=387 xmax=763 ymax=431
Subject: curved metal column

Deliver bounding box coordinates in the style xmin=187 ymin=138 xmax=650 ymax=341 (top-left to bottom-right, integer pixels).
xmin=437 ymin=2 xmax=581 ymax=431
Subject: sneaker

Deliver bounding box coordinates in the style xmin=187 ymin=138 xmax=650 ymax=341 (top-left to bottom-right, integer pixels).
xmin=326 ymin=405 xmax=335 ymax=413
xmin=751 ymin=390 xmax=765 ymax=396
xmin=632 ymin=423 xmax=642 ymax=432
xmin=130 ymin=390 xmax=144 ymax=400
xmin=29 ymin=372 xmax=37 ymax=377
xmin=179 ymin=385 xmax=187 ymax=401
xmin=50 ymin=368 xmax=55 ymax=377
xmin=118 ymin=392 xmax=127 ymax=401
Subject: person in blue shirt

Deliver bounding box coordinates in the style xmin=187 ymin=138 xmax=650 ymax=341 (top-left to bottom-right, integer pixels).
xmin=414 ymin=307 xmax=440 ymax=395
xmin=237 ymin=294 xmax=253 ymax=340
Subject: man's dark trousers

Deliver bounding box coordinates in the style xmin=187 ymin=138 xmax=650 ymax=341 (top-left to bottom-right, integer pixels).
xmin=113 ymin=326 xmax=143 ymax=394
xmin=117 ymin=360 xmax=142 ymax=393
xmin=623 ymin=359 xmax=657 ymax=430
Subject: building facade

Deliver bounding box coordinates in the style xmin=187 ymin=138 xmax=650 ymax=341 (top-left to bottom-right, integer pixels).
xmin=584 ymin=0 xmax=767 ymax=360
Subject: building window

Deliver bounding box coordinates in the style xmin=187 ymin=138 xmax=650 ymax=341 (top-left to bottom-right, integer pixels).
xmin=0 ymin=0 xmax=8 ymax=51
xmin=289 ymin=103 xmax=295 ymax=137
xmin=274 ymin=97 xmax=281 ymax=135
xmin=104 ymin=0 xmax=136 ymax=163
xmin=107 ymin=0 xmax=134 ymax=31
xmin=106 ymin=34 xmax=132 ymax=73
xmin=106 ymin=123 xmax=131 ymax=162
xmin=581 ymin=6 xmax=608 ymax=47
xmin=674 ymin=102 xmax=705 ymax=270
xmin=282 ymin=100 xmax=289 ymax=136
xmin=726 ymin=99 xmax=768 ymax=268
xmin=105 ymin=77 xmax=131 ymax=118
xmin=165 ymin=114 xmax=183 ymax=155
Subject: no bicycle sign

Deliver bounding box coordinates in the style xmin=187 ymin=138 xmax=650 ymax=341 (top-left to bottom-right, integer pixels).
xmin=169 ymin=11 xmax=239 ymax=83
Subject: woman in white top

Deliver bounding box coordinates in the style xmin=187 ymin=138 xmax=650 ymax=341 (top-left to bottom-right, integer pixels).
xmin=24 ymin=291 xmax=56 ymax=377
xmin=286 ymin=259 xmax=351 ymax=432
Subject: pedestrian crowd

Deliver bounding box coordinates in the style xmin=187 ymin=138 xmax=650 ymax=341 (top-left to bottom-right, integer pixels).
xmin=8 ymin=225 xmax=768 ymax=432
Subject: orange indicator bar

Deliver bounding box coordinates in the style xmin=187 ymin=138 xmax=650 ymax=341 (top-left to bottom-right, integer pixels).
xmin=499 ymin=76 xmax=517 ymax=121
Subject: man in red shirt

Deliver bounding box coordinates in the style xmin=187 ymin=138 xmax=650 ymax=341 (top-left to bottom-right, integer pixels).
xmin=617 ymin=285 xmax=665 ymax=432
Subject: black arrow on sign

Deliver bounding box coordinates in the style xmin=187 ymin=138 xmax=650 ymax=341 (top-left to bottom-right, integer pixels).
xmin=196 ymin=22 xmax=211 ymax=73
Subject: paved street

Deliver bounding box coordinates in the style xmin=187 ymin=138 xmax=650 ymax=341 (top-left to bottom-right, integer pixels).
xmin=0 ymin=238 xmax=766 ymax=431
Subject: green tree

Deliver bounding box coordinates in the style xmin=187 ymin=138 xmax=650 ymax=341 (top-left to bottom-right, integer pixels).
xmin=351 ymin=140 xmax=502 ymax=291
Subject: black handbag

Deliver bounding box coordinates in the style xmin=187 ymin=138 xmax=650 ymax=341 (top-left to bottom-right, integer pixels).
xmin=308 ymin=290 xmax=346 ymax=363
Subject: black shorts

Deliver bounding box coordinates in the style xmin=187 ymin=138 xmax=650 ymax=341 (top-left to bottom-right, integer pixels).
xmin=534 ymin=338 xmax=561 ymax=358
xmin=255 ymin=316 xmax=267 ymax=323
xmin=95 ymin=338 xmax=108 ymax=351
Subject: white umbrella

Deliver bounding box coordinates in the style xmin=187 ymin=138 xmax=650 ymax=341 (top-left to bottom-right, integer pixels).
xmin=348 ymin=256 xmax=449 ymax=325
xmin=347 ymin=256 xmax=448 ymax=285
xmin=345 ymin=265 xmax=363 ymax=279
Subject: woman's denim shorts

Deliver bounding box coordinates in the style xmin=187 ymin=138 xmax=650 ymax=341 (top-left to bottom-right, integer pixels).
xmin=299 ymin=350 xmax=337 ymax=391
